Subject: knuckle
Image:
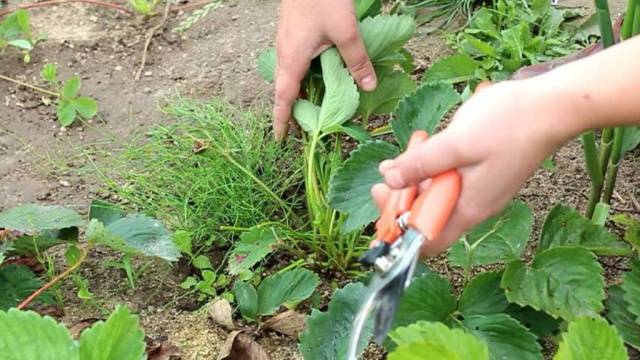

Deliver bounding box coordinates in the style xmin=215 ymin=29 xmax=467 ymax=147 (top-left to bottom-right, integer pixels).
xmin=337 ymin=27 xmax=360 ymax=45
xmin=348 ymin=55 xmax=372 ymax=75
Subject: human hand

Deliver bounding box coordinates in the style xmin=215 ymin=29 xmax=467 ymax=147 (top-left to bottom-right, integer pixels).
xmin=273 ymin=0 xmax=377 ymax=141
xmin=372 ymin=80 xmax=578 ymax=256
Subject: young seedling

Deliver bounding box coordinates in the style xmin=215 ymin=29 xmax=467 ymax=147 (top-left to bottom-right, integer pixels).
xmin=129 ymin=0 xmax=161 ymax=17
xmin=40 ymin=63 xmax=99 ymax=127
xmin=0 ymin=10 xmax=43 ymax=62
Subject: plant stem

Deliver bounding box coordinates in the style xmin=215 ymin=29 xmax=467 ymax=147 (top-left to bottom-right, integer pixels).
xmin=622 ymin=0 xmax=637 ymax=39
xmin=602 ymin=127 xmax=625 ymax=203
xmin=634 ymin=0 xmax=640 ymax=35
xmin=595 ymin=0 xmax=616 ymax=181
xmin=18 ymin=246 xmax=89 ymax=309
xmin=581 ymin=131 xmax=603 ymax=218
xmin=0 ymin=74 xmax=59 ymax=97
xmin=595 ymin=0 xmax=616 ymax=47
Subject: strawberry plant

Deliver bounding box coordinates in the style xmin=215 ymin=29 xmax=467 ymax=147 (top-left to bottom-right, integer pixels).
xmin=40 ymin=63 xmax=99 ymax=127
xmin=0 ymin=10 xmax=41 ymax=62
xmin=0 ymin=201 xmax=179 ymax=309
xmin=0 ymin=305 xmax=146 ymax=360
xmin=233 ymin=268 xmax=319 ymax=323
xmin=256 ymin=2 xmax=463 ymax=269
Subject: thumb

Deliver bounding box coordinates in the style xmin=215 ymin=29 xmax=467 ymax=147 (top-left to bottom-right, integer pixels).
xmin=380 ymin=133 xmax=466 ymax=189
xmin=336 ymin=33 xmax=377 ymax=91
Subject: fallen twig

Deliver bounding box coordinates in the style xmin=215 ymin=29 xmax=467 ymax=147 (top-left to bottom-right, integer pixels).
xmin=0 ymin=74 xmax=59 ymax=97
xmin=0 ymin=0 xmax=134 ymax=17
xmin=135 ymin=0 xmax=171 ymax=81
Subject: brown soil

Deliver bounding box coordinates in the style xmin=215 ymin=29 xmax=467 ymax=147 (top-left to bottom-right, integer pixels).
xmin=1 ymin=0 xmax=639 ymax=359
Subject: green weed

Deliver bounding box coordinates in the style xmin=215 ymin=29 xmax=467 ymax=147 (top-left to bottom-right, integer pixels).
xmin=102 ymin=99 xmax=304 ymax=250
xmin=129 ymin=0 xmax=161 ymax=16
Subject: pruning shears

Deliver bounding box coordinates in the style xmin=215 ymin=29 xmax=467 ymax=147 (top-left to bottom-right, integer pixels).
xmin=347 ymin=130 xmax=462 ymax=360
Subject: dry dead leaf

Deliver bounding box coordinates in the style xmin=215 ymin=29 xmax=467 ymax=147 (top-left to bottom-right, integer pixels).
xmin=146 ymin=336 xmax=181 ymax=360
xmin=208 ymin=298 xmax=237 ymax=330
xmin=261 ymin=310 xmax=306 ymax=339
xmin=69 ymin=318 xmax=101 ymax=338
xmin=217 ymin=331 xmax=270 ymax=360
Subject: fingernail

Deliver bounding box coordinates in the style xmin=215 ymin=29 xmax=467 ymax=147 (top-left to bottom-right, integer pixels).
xmin=361 ymin=75 xmax=377 ymax=92
xmin=379 ymin=160 xmax=395 ymax=174
xmin=385 ymin=170 xmax=405 ymax=189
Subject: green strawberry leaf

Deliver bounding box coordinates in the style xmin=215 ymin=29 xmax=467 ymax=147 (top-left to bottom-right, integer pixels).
xmin=73 ymin=97 xmax=98 ymax=119
xmin=620 ymin=126 xmax=640 ymax=154
xmin=461 ymin=314 xmax=542 ymax=360
xmin=0 ymin=308 xmax=78 ymax=360
xmin=355 ymin=0 xmax=381 ymax=19
xmin=611 ymin=213 xmax=640 ymax=252
xmin=89 ymin=200 xmax=125 ymax=226
xmin=328 ymin=141 xmax=399 ymax=232
xmin=104 ymin=215 xmax=180 ymax=261
xmin=0 ymin=264 xmax=46 ymax=310
xmin=0 ymin=204 xmax=83 ymax=233
xmin=501 ymin=247 xmax=605 ymax=321
xmin=449 ymin=201 xmax=533 ymax=268
xmin=78 ymin=306 xmax=145 ymax=360
xmin=392 ymin=82 xmax=461 ymax=148
xmin=257 ymin=268 xmax=318 ymax=316
xmin=57 ymin=100 xmax=77 ymax=126
xmin=458 ymin=271 xmax=510 ymax=316
xmin=7 ymin=39 xmax=32 ymax=50
xmin=393 ymin=272 xmax=456 ymax=329
xmin=316 ymin=48 xmax=359 ymax=134
xmin=234 ymin=281 xmax=258 ymax=321
xmin=359 ymin=70 xmax=415 ymax=118
xmin=293 ymin=99 xmax=322 ymax=133
xmin=606 ymin=286 xmax=640 ymax=350
xmin=256 ymin=48 xmax=276 ymax=83
xmin=621 ymin=260 xmax=640 ymax=324
xmin=539 ymin=204 xmax=630 ymax=255
xmin=554 ymin=317 xmax=627 ymax=360
xmin=61 ymin=76 xmax=81 ymax=99
xmin=389 ymin=321 xmax=489 ymax=360
xmin=423 ymin=54 xmax=479 ymax=84
xmin=228 ymin=226 xmax=280 ymax=276
xmin=341 ymin=120 xmax=372 ymax=143
xmin=360 ymin=15 xmax=415 ymax=61
xmin=505 ymin=304 xmax=561 ymax=338
xmin=299 ymin=282 xmax=373 ymax=360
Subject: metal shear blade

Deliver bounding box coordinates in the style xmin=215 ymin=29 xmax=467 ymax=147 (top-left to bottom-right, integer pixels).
xmin=346 ymin=229 xmax=423 ymax=360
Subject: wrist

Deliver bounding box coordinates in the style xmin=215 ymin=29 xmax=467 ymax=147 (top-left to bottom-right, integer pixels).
xmin=517 ymin=73 xmax=596 ymax=145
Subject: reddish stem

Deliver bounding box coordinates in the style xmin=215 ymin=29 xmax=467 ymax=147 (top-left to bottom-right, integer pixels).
xmin=17 ymin=247 xmax=88 ymax=310
xmin=0 ymin=0 xmax=134 ymax=17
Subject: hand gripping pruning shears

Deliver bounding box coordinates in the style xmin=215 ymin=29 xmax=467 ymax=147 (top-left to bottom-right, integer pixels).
xmin=346 ymin=130 xmax=462 ymax=360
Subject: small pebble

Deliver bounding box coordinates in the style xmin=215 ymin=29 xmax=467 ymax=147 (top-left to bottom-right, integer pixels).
xmin=115 ymin=65 xmax=123 ymax=71
xmin=59 ymin=180 xmax=71 ymax=187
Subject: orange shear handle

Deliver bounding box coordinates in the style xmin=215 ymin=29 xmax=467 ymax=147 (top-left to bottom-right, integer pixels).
xmin=375 ymin=130 xmax=462 ymax=244
xmin=407 ymin=169 xmax=461 ymax=242
xmin=375 ymin=131 xmax=427 ymax=244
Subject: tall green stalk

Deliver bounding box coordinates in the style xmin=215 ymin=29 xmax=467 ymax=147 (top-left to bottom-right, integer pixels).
xmin=602 ymin=128 xmax=625 ymax=202
xmin=583 ymin=131 xmax=604 ymax=218
xmin=621 ymin=0 xmax=637 ymax=39
xmin=595 ymin=0 xmax=616 ymax=181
